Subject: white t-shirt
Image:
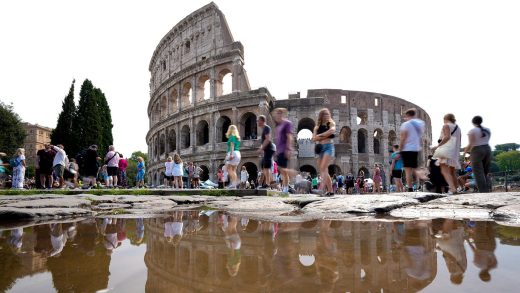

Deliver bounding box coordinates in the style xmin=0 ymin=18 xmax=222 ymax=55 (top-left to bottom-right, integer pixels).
xmin=172 ymin=162 xmax=183 ymax=176
xmin=164 ymin=161 xmax=174 ymax=176
xmin=52 ymin=146 xmax=67 ymax=167
xmin=400 ymin=119 xmax=425 ymax=152
xmin=468 ymin=127 xmax=491 ymax=146
xmin=240 ymin=170 xmax=249 ymax=183
xmin=164 ymin=222 xmax=183 ymax=237
xmin=105 ymin=151 xmax=119 ymax=167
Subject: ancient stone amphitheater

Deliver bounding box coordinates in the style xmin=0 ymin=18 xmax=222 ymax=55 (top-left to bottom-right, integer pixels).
xmin=146 ymin=2 xmax=432 ymax=185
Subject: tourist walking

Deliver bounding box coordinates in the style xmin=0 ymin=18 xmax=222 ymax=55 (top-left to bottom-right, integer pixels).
xmin=84 ymin=145 xmax=100 ymax=187
xmin=164 ymin=156 xmax=174 ymax=188
xmin=104 ymin=145 xmax=119 ymax=188
xmin=398 ymin=108 xmax=425 ymax=192
xmin=11 ymin=148 xmax=26 ymax=189
xmin=464 ymin=116 xmax=492 ymax=193
xmin=432 ymin=114 xmax=462 ymax=195
xmin=312 ymin=108 xmax=336 ymax=196
xmin=225 ymin=125 xmax=241 ymax=189
xmin=36 ymin=144 xmax=56 ymax=189
xmin=373 ymin=164 xmax=382 ymax=193
xmin=51 ymin=144 xmax=68 ymax=188
xmin=390 ymin=145 xmax=405 ymax=192
xmin=172 ymin=154 xmax=184 ymax=189
xmin=192 ymin=163 xmax=202 ymax=188
xmin=240 ymin=166 xmax=249 ymax=189
xmin=273 ymin=108 xmax=295 ymax=194
xmin=256 ymin=115 xmax=275 ymax=189
xmin=136 ymin=156 xmax=146 ymax=188
xmin=118 ymin=154 xmax=128 ymax=188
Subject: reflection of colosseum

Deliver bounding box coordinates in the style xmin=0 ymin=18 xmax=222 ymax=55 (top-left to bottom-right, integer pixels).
xmin=146 ymin=3 xmax=432 ymax=185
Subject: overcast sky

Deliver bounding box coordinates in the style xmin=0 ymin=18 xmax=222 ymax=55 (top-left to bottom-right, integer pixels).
xmin=1 ymin=0 xmax=518 ymax=157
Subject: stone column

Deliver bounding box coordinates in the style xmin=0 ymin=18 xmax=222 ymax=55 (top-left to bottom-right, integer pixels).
xmin=210 ymin=67 xmax=216 ymax=101
xmin=232 ymin=107 xmax=238 ymax=125
xmin=232 ymin=57 xmax=242 ymax=92
xmin=190 ymin=116 xmax=195 ymax=152
xmin=176 ymin=123 xmax=181 ymax=153
xmin=192 ymin=75 xmax=197 ymax=107
xmin=177 ymin=85 xmax=182 ymax=111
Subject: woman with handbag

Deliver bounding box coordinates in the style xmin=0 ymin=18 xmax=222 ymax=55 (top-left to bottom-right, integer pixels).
xmin=312 ymin=108 xmax=336 ymax=196
xmin=432 ymin=114 xmax=461 ymax=195
xmin=225 ymin=125 xmax=241 ymax=189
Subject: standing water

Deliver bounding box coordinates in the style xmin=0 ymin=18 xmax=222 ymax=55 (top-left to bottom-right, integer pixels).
xmin=1 ymin=212 xmax=520 ymax=292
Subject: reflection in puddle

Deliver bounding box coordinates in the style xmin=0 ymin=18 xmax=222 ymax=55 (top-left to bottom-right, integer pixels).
xmin=1 ymin=212 xmax=519 ymax=292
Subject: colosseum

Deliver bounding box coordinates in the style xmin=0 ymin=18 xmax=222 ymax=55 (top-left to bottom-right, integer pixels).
xmin=146 ymin=2 xmax=432 ymax=186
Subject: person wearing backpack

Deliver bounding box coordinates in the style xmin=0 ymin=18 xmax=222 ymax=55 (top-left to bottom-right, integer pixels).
xmin=0 ymin=152 xmax=9 ymax=188
xmin=11 ymin=148 xmax=26 ymax=189
xmin=398 ymin=108 xmax=425 ymax=192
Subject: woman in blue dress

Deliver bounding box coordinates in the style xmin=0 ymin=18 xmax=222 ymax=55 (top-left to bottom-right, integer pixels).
xmin=136 ymin=156 xmax=146 ymax=188
xmin=12 ymin=148 xmax=26 ymax=189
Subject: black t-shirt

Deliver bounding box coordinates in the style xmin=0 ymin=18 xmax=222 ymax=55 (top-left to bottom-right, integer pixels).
xmin=85 ymin=149 xmax=99 ymax=169
xmin=37 ymin=149 xmax=55 ymax=169
xmin=261 ymin=125 xmax=275 ymax=151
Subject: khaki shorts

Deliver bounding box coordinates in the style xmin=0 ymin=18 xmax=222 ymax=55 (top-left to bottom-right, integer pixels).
xmin=54 ymin=165 xmax=65 ymax=177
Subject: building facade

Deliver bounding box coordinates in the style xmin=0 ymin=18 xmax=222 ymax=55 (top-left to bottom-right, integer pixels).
xmin=22 ymin=123 xmax=52 ymax=168
xmin=146 ymin=3 xmax=432 ymax=186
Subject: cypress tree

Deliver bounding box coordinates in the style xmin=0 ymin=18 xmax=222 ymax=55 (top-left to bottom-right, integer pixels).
xmin=51 ymin=80 xmax=76 ymax=152
xmin=93 ymin=87 xmax=113 ymax=154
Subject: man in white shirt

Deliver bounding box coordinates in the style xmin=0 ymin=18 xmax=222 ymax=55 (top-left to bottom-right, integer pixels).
xmin=398 ymin=108 xmax=425 ymax=192
xmin=105 ymin=145 xmax=120 ymax=188
xmin=51 ymin=144 xmax=68 ymax=188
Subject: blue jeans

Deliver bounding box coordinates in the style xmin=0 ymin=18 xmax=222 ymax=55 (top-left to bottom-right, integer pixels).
xmin=319 ymin=143 xmax=334 ymax=158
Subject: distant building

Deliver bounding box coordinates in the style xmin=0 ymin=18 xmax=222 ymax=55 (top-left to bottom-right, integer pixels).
xmin=22 ymin=122 xmax=52 ymax=167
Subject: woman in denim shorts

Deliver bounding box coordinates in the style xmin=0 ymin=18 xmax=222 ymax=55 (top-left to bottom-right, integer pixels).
xmin=313 ymin=108 xmax=336 ymax=196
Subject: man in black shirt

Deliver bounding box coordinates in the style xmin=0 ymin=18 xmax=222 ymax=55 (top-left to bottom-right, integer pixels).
xmin=37 ymin=144 xmax=56 ymax=188
xmin=256 ymin=115 xmax=275 ymax=188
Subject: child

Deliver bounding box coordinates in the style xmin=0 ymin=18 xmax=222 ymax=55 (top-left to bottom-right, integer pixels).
xmin=240 ymin=166 xmax=249 ymax=189
xmin=100 ymin=165 xmax=109 ymax=188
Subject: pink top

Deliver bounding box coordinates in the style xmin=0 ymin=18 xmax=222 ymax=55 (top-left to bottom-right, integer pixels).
xmin=118 ymin=159 xmax=128 ymax=171
xmin=273 ymin=161 xmax=278 ymax=174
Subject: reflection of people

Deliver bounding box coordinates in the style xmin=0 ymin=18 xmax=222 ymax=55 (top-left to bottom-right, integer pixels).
xmin=468 ymin=222 xmax=497 ymax=282
xmin=315 ymin=220 xmax=339 ymax=293
xmin=219 ymin=214 xmax=241 ymax=276
xmin=401 ymin=221 xmax=436 ymax=291
xmin=9 ymin=228 xmax=24 ymax=252
xmin=436 ymin=220 xmax=467 ymax=284
xmin=133 ymin=218 xmax=145 ymax=245
xmin=50 ymin=223 xmax=67 ymax=257
xmin=102 ymin=218 xmax=120 ymax=254
xmin=164 ymin=211 xmax=184 ymax=245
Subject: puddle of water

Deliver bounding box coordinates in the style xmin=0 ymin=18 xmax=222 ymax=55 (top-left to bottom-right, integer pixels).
xmin=1 ymin=212 xmax=520 ymax=292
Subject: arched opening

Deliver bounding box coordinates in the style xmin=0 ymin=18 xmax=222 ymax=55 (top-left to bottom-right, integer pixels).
xmin=297 ymin=129 xmax=313 ymax=140
xmin=181 ymin=125 xmax=190 ymax=149
xmin=339 ymin=127 xmax=352 ymax=144
xmin=160 ymin=96 xmax=167 ymax=119
xmin=154 ymin=137 xmax=159 ymax=160
xmin=240 ymin=112 xmax=257 ymax=140
xmin=160 ymin=133 xmax=166 ymax=155
xmin=300 ymin=165 xmax=317 ymax=177
xmin=358 ymin=166 xmax=370 ymax=178
xmin=358 ymin=129 xmax=368 ymax=153
xmin=373 ymin=129 xmax=383 ymax=154
xmin=199 ymin=165 xmax=210 ymax=181
xmin=182 ymin=82 xmax=192 ymax=106
xmin=169 ymin=90 xmax=178 ymax=114
xmin=357 ymin=111 xmax=367 ymax=125
xmin=168 ymin=129 xmax=176 ymax=153
xmin=297 ymin=118 xmax=316 ymax=133
xmin=242 ymin=162 xmax=258 ymax=183
xmin=216 ymin=116 xmax=232 ymax=143
xmin=196 ymin=120 xmax=210 ymax=146
xmin=328 ymin=164 xmax=342 ymax=176
xmin=197 ymin=75 xmax=210 ymax=102
xmin=153 ymin=104 xmax=160 ymax=124
xmin=388 ymin=130 xmax=397 ymax=152
xmin=217 ymin=69 xmax=232 ymax=96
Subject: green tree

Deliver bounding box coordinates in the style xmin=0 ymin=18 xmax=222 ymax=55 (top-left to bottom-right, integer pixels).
xmin=72 ymin=79 xmax=114 ymax=157
xmin=0 ymin=100 xmax=26 ymax=156
xmin=496 ymin=151 xmax=520 ymax=171
xmin=493 ymin=143 xmax=520 ymax=157
xmin=51 ymin=80 xmax=76 ymax=151
xmin=126 ymin=151 xmax=148 ymax=186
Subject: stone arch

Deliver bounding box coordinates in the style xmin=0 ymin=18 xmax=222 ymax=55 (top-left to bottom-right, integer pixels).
xmin=328 ymin=164 xmax=342 ymax=176
xmin=154 ymin=136 xmax=159 ymax=160
xmin=199 ymin=165 xmax=210 ymax=181
xmin=357 ymin=111 xmax=367 ymax=125
xmin=358 ymin=129 xmax=368 ymax=153
xmin=197 ymin=74 xmax=210 ymax=102
xmin=297 ymin=117 xmax=316 ymax=132
xmin=216 ymin=116 xmax=232 ymax=143
xmin=182 ymin=82 xmax=193 ymax=106
xmin=181 ymin=125 xmax=190 ymax=149
xmin=240 ymin=112 xmax=257 ymax=140
xmin=152 ymin=103 xmax=160 ymax=124
xmin=160 ymin=133 xmax=166 ymax=155
xmin=196 ymin=120 xmax=210 ymax=146
xmin=339 ymin=127 xmax=352 ymax=144
xmin=300 ymin=165 xmax=317 ymax=177
xmin=160 ymin=96 xmax=167 ymax=119
xmin=373 ymin=129 xmax=383 ymax=155
xmin=241 ymin=162 xmax=258 ymax=183
xmin=358 ymin=166 xmax=370 ymax=178
xmin=168 ymin=129 xmax=176 ymax=153
xmin=388 ymin=130 xmax=398 ymax=150
xmin=217 ymin=68 xmax=232 ymax=96
xmin=169 ymin=90 xmax=178 ymax=114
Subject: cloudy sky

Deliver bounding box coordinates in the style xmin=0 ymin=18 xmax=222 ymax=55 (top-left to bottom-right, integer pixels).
xmin=1 ymin=0 xmax=518 ymax=157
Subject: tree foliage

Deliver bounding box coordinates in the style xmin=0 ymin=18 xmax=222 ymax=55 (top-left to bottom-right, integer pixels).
xmin=493 ymin=143 xmax=520 ymax=157
xmin=496 ymin=150 xmax=520 ymax=171
xmin=0 ymin=100 xmax=26 ymax=156
xmin=51 ymin=80 xmax=77 ymax=151
xmin=126 ymin=151 xmax=148 ymax=186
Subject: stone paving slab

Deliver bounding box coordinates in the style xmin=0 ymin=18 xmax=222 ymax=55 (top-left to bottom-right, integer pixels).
xmin=390 ymin=203 xmax=492 ymax=220
xmin=302 ymin=194 xmax=419 ymax=214
xmin=0 ymin=207 xmax=94 ymax=219
xmin=428 ymin=192 xmax=520 ymax=209
xmin=1 ymin=198 xmax=91 ymax=209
